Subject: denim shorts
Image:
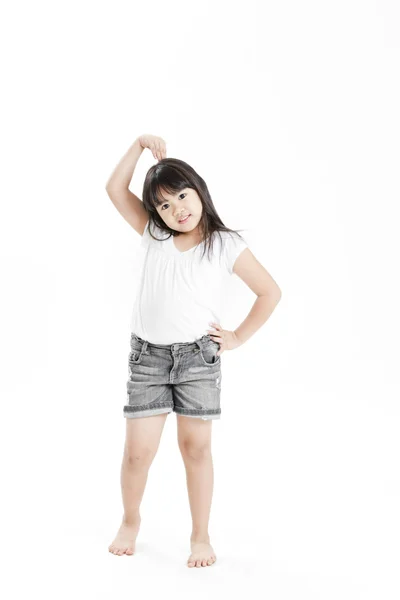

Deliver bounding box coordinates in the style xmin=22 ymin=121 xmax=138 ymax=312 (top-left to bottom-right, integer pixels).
xmin=124 ymin=332 xmax=222 ymax=420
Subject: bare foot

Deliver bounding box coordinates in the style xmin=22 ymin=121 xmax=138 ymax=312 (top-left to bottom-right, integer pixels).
xmin=108 ymin=517 xmax=141 ymax=556
xmin=187 ymin=539 xmax=217 ymax=567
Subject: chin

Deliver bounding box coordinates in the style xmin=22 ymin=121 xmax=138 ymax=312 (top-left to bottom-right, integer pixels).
xmin=175 ymin=219 xmax=198 ymax=232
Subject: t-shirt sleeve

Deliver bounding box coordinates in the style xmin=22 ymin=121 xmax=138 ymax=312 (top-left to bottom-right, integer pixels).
xmin=224 ymin=233 xmax=248 ymax=275
xmin=140 ymin=220 xmax=151 ymax=249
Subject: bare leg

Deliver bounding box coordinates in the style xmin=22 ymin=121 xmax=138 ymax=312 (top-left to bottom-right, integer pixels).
xmin=109 ymin=412 xmax=169 ymax=556
xmin=177 ymin=415 xmax=217 ymax=567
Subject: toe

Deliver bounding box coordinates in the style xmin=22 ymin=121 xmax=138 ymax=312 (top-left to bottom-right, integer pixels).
xmin=196 ymin=560 xmax=201 ymax=567
xmin=201 ymin=559 xmax=207 ymax=566
xmin=187 ymin=561 xmax=195 ymax=567
xmin=207 ymin=558 xmax=213 ymax=565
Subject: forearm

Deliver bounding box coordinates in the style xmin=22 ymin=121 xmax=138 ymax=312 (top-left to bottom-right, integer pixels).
xmin=105 ymin=138 xmax=144 ymax=190
xmin=234 ymin=293 xmax=281 ymax=345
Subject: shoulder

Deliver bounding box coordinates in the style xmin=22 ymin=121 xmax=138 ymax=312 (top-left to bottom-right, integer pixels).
xmin=140 ymin=219 xmax=170 ymax=248
xmin=215 ymin=230 xmax=249 ymax=275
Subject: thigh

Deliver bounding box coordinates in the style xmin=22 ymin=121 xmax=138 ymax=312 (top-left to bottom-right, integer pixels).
xmin=176 ymin=413 xmax=213 ymax=450
xmin=125 ymin=412 xmax=169 ymax=455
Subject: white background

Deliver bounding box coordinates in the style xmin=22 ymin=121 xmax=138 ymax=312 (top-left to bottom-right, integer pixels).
xmin=1 ymin=1 xmax=399 ymax=598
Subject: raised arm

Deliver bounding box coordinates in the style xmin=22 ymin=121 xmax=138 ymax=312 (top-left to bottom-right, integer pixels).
xmin=105 ymin=135 xmax=166 ymax=236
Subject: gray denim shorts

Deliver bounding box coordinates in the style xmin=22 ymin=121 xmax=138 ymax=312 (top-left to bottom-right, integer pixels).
xmin=124 ymin=332 xmax=222 ymax=420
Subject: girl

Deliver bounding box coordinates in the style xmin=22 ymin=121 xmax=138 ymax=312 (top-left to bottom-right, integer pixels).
xmin=105 ymin=134 xmax=282 ymax=567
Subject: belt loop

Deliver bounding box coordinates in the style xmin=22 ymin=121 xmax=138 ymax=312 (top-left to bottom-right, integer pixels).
xmin=195 ymin=335 xmax=207 ymax=351
xmin=142 ymin=340 xmax=148 ymax=354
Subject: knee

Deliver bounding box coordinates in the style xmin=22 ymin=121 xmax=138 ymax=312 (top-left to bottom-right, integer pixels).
xmin=124 ymin=445 xmax=154 ymax=469
xmin=179 ymin=440 xmax=211 ymax=462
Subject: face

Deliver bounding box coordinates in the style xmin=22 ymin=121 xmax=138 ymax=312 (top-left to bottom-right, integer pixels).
xmin=155 ymin=187 xmax=203 ymax=234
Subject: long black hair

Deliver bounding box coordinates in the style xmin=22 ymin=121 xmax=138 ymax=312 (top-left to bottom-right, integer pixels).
xmin=141 ymin=157 xmax=247 ymax=262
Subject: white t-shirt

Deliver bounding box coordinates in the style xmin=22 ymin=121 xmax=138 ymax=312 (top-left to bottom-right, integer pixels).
xmin=130 ymin=220 xmax=248 ymax=344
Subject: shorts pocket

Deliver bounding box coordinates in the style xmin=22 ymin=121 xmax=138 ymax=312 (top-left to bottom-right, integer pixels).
xmin=128 ymin=347 xmax=145 ymax=366
xmin=198 ymin=342 xmax=221 ymax=366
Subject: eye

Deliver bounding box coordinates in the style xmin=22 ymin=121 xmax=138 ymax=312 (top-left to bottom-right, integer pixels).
xmin=161 ymin=192 xmax=186 ymax=210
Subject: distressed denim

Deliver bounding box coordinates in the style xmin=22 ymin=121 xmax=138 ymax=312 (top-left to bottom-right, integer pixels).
xmin=124 ymin=333 xmax=222 ymax=420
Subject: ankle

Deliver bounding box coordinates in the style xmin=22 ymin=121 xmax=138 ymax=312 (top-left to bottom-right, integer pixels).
xmin=190 ymin=534 xmax=210 ymax=543
xmin=122 ymin=514 xmax=141 ymax=526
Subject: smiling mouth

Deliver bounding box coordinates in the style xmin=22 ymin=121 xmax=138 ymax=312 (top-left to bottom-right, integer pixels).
xmin=178 ymin=214 xmax=191 ymax=223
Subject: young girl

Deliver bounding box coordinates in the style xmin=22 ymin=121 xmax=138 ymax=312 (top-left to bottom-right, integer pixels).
xmin=105 ymin=134 xmax=282 ymax=567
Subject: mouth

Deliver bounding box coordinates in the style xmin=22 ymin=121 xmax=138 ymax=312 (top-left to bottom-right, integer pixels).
xmin=178 ymin=214 xmax=191 ymax=224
